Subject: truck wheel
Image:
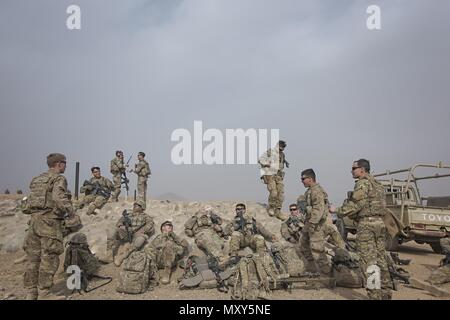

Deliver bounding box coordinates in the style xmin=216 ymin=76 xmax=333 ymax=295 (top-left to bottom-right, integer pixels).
xmin=336 ymin=218 xmax=348 ymax=241
xmin=385 ymin=234 xmax=399 ymax=252
xmin=430 ymin=242 xmax=443 ymax=254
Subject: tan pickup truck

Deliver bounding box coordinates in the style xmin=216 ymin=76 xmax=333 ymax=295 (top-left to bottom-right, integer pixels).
xmin=336 ymin=162 xmax=450 ymax=253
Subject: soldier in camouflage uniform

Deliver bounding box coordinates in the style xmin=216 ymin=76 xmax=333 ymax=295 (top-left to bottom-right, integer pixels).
xmin=298 ymin=169 xmax=333 ymax=275
xmin=258 ymin=140 xmax=289 ymax=220
xmin=22 ymin=153 xmax=76 ymax=300
xmin=282 ymin=203 xmax=346 ymax=250
xmin=426 ymin=238 xmax=450 ymax=285
xmin=226 ymin=203 xmax=277 ymax=257
xmin=106 ymin=200 xmax=155 ymax=266
xmin=184 ymin=206 xmax=227 ymax=264
xmin=110 ymin=150 xmax=127 ymax=202
xmin=77 ymin=167 xmax=114 ymax=215
xmin=145 ymin=221 xmax=189 ymax=285
xmin=130 ymin=152 xmax=151 ymax=203
xmin=330 ymin=159 xmax=393 ymax=300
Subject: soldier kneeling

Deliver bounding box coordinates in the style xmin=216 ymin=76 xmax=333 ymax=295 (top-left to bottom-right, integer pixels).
xmin=106 ymin=200 xmax=155 ymax=266
xmin=145 ymin=221 xmax=189 ymax=285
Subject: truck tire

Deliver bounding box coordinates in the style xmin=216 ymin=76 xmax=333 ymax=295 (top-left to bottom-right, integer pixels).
xmin=336 ymin=218 xmax=348 ymax=241
xmin=385 ymin=234 xmax=399 ymax=252
xmin=430 ymin=242 xmax=443 ymax=254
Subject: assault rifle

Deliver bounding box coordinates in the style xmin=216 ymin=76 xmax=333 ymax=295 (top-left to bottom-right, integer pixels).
xmin=82 ymin=180 xmax=111 ymax=198
xmin=206 ymin=255 xmax=241 ymax=293
xmin=121 ymin=210 xmax=133 ymax=243
xmin=121 ymin=155 xmax=132 ymax=196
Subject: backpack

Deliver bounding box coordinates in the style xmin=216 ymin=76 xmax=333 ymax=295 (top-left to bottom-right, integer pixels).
xmin=332 ymin=248 xmax=364 ymax=288
xmin=116 ymin=251 xmax=154 ymax=294
xmin=179 ymin=255 xmax=237 ymax=291
xmin=21 ymin=172 xmax=57 ymax=214
xmin=229 ymin=254 xmax=279 ymax=300
xmin=64 ymin=233 xmax=104 ymax=292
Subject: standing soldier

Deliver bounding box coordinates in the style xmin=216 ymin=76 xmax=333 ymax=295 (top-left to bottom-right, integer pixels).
xmin=184 ymin=206 xmax=228 ymax=264
xmin=21 ymin=153 xmax=76 ymax=300
xmin=77 ymin=167 xmax=114 ymax=215
xmin=145 ymin=221 xmax=189 ymax=285
xmin=329 ymin=159 xmax=393 ymax=300
xmin=110 ymin=150 xmax=127 ymax=202
xmin=299 ymin=169 xmax=333 ymax=276
xmin=130 ymin=152 xmax=151 ymax=203
xmin=258 ymin=140 xmax=289 ymax=220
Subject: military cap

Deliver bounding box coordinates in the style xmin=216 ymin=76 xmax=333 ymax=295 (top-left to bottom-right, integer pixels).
xmin=160 ymin=220 xmax=173 ymax=230
xmin=70 ymin=233 xmax=88 ymax=245
xmin=47 ymin=153 xmax=66 ymax=167
xmin=134 ymin=200 xmax=146 ymax=209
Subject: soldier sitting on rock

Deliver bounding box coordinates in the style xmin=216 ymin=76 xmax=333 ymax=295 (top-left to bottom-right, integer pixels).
xmin=145 ymin=221 xmax=189 ymax=285
xmin=281 ymin=203 xmax=345 ymax=251
xmin=106 ymin=200 xmax=155 ymax=266
xmin=76 ymin=167 xmax=114 ymax=216
xmin=184 ymin=206 xmax=228 ymax=265
xmin=225 ymin=203 xmax=278 ymax=258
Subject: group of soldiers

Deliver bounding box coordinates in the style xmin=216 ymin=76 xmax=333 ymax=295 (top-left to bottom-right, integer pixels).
xmin=20 ymin=149 xmax=450 ymax=300
xmin=75 ymin=150 xmax=151 ymax=216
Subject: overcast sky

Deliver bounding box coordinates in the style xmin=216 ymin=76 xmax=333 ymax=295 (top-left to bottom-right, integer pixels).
xmin=1 ymin=0 xmax=449 ymax=206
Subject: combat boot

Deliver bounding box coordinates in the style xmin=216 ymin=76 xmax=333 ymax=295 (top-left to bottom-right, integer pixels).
xmin=25 ymin=287 xmax=38 ymax=300
xmin=160 ymin=267 xmax=172 ymax=285
xmin=38 ymin=289 xmax=66 ymax=300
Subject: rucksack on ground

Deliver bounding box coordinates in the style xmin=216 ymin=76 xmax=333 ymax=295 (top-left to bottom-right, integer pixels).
xmin=116 ymin=251 xmax=154 ymax=294
xmin=332 ymin=248 xmax=364 ymax=288
xmin=64 ymin=233 xmax=103 ymax=292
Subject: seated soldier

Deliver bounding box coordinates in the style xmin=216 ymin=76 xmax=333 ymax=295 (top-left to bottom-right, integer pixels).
xmin=145 ymin=221 xmax=189 ymax=285
xmin=281 ymin=203 xmax=304 ymax=244
xmin=184 ymin=205 xmax=228 ymax=264
xmin=226 ymin=203 xmax=277 ymax=257
xmin=282 ymin=203 xmax=345 ymax=250
xmin=76 ymin=167 xmax=114 ymax=215
xmin=106 ymin=200 xmax=155 ymax=266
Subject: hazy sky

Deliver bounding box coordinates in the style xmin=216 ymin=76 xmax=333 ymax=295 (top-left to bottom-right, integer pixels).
xmin=1 ymin=0 xmax=449 ymax=206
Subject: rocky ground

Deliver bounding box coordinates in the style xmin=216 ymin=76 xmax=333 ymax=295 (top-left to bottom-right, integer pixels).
xmin=0 ymin=195 xmax=449 ymax=300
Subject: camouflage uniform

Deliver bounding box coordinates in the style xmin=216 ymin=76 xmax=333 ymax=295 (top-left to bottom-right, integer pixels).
xmin=259 ymin=146 xmax=286 ymax=217
xmin=133 ymin=159 xmax=151 ymax=202
xmin=336 ymin=175 xmax=393 ymax=300
xmin=110 ymin=156 xmax=125 ymax=201
xmin=145 ymin=231 xmax=188 ymax=270
xmin=78 ymin=176 xmax=114 ymax=215
xmin=184 ymin=210 xmax=226 ymax=260
xmin=299 ymin=183 xmax=332 ymax=275
xmin=226 ymin=213 xmax=275 ymax=256
xmin=427 ymin=238 xmax=450 ymax=285
xmin=281 ymin=215 xmax=345 ymax=249
xmin=106 ymin=202 xmax=155 ymax=266
xmin=22 ymin=168 xmax=73 ymax=294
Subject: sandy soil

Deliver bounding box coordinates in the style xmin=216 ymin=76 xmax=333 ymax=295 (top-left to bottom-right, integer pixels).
xmin=0 ymin=196 xmax=449 ymax=300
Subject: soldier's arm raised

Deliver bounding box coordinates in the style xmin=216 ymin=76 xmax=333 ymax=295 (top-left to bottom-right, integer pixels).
xmin=141 ymin=216 xmax=155 ymax=237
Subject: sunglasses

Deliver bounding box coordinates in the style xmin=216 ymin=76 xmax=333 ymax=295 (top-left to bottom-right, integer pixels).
xmin=351 ymin=167 xmax=361 ymax=171
xmin=236 ymin=208 xmax=245 ymax=211
xmin=290 ymin=208 xmax=298 ymax=211
xmin=301 ymin=177 xmax=310 ymax=181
